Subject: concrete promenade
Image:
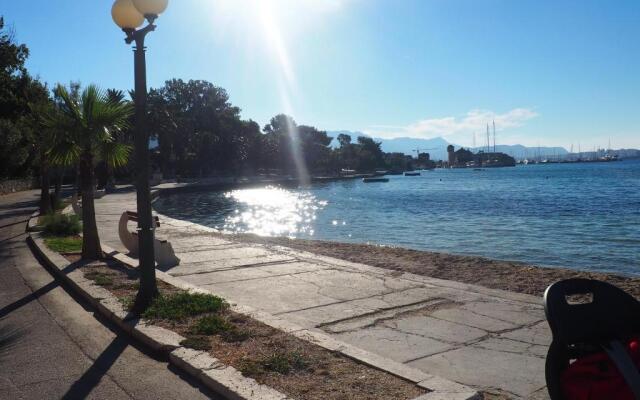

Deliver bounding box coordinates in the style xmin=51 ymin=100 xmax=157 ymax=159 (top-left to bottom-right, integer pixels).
xmin=95 ymin=190 xmax=552 ymax=399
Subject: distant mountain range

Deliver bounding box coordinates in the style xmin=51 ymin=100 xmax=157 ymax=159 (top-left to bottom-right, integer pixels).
xmin=327 ymin=130 xmax=569 ymax=161
xmin=153 ymin=130 xmax=639 ymax=161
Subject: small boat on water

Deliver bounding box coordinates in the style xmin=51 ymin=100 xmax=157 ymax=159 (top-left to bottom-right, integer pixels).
xmin=363 ymin=177 xmax=389 ymax=183
xmin=404 ymin=172 xmax=421 ymax=176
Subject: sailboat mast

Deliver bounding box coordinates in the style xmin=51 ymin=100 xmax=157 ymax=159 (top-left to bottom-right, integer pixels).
xmin=493 ymin=120 xmax=496 ymax=153
xmin=486 ymin=124 xmax=490 ymax=154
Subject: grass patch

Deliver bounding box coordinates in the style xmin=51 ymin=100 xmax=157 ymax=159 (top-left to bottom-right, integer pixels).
xmin=84 ymin=271 xmax=115 ymax=287
xmin=180 ymin=336 xmax=211 ymax=351
xmin=241 ymin=351 xmax=309 ymax=377
xmin=190 ymin=315 xmax=232 ymax=335
xmin=221 ymin=327 xmax=251 ymax=343
xmin=118 ymin=295 xmax=135 ymax=311
xmin=189 ymin=315 xmax=251 ymax=342
xmin=44 ymin=236 xmax=82 ymax=253
xmin=142 ymin=292 xmax=227 ymax=321
xmin=41 ymin=213 xmax=81 ymax=236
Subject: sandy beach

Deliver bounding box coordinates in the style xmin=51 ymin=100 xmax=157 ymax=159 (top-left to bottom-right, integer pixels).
xmin=225 ymin=233 xmax=640 ymax=300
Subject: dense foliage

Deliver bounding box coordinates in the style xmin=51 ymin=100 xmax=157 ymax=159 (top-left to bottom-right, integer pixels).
xmin=41 ymin=213 xmax=81 ymax=236
xmin=147 ymin=79 xmax=389 ymax=178
xmin=0 ymin=17 xmax=50 ymax=179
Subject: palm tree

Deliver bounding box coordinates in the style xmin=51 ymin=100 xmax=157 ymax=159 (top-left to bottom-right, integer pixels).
xmin=46 ymin=84 xmax=132 ymax=260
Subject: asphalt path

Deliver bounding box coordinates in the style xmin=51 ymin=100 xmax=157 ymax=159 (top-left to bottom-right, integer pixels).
xmin=0 ymin=190 xmax=220 ymax=399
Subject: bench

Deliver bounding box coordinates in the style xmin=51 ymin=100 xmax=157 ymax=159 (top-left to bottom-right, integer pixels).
xmin=118 ymin=210 xmax=180 ymax=268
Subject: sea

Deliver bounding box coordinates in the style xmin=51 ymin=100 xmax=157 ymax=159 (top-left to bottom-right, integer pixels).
xmin=154 ymin=159 xmax=640 ymax=276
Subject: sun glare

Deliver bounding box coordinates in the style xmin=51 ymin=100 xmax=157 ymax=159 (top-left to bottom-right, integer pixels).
xmin=206 ymin=0 xmax=320 ymax=184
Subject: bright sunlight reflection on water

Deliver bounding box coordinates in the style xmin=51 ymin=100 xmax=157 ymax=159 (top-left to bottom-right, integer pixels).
xmin=221 ymin=186 xmax=326 ymax=237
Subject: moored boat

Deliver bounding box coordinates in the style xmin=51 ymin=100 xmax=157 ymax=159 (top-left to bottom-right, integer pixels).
xmin=363 ymin=177 xmax=389 ymax=183
xmin=404 ymin=172 xmax=421 ymax=176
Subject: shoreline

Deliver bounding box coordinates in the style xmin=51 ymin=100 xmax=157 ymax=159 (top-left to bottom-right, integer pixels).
xmin=151 ymin=182 xmax=640 ymax=301
xmin=217 ymin=233 xmax=640 ymax=300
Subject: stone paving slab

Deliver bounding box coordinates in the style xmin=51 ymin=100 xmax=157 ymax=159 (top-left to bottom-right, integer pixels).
xmin=173 ymin=261 xmax=332 ymax=285
xmin=334 ymin=326 xmax=454 ymax=363
xmin=94 ymin=190 xmax=551 ymax=399
xmin=408 ymin=345 xmax=546 ymax=398
xmin=167 ymin=254 xmax=296 ymax=274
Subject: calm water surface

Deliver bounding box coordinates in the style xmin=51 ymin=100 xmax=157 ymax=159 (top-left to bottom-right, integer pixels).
xmin=155 ymin=160 xmax=640 ymax=276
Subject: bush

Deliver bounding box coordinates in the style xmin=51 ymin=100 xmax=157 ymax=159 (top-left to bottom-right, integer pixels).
xmin=52 ymin=198 xmax=66 ymax=211
xmin=41 ymin=213 xmax=81 ymax=236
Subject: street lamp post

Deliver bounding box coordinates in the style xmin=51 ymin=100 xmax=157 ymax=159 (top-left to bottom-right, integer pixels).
xmin=112 ymin=0 xmax=168 ymax=309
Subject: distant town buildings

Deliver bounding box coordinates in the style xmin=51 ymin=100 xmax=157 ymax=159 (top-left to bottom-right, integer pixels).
xmin=444 ymin=145 xmax=516 ymax=168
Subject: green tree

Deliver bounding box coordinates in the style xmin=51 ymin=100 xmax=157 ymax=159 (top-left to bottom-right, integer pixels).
xmin=0 ymin=17 xmax=50 ymax=181
xmin=46 ymin=84 xmax=132 ymax=260
xmin=148 ymin=79 xmax=243 ymax=177
xmin=355 ymin=136 xmax=385 ymax=171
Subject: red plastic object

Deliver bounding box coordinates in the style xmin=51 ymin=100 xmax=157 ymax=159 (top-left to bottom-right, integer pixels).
xmin=561 ymin=339 xmax=640 ymax=400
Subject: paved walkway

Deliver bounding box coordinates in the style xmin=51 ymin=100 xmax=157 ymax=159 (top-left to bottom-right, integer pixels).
xmin=96 ymin=190 xmax=552 ymax=399
xmin=0 ymin=190 xmax=218 ymax=400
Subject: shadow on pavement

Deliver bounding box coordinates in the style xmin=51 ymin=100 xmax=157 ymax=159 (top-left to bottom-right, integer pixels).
xmin=0 ymin=217 xmax=31 ymax=230
xmin=0 ymin=231 xmax=27 ymax=244
xmin=0 ymin=321 xmax=25 ymax=362
xmin=0 ymin=280 xmax=59 ymax=320
xmin=61 ymin=335 xmax=129 ymax=400
xmin=0 ymin=199 xmax=37 ymax=211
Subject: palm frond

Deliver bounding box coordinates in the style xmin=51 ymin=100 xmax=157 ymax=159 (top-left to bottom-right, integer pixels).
xmin=48 ymin=140 xmax=82 ymax=166
xmin=98 ymin=140 xmax=132 ymax=168
xmin=54 ymin=84 xmax=83 ymax=125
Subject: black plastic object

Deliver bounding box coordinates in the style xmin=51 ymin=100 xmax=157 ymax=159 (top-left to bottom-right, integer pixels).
xmin=544 ymin=278 xmax=640 ymax=399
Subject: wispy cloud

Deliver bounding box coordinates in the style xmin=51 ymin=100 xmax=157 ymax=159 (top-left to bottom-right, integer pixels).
xmin=367 ymin=108 xmax=539 ymax=139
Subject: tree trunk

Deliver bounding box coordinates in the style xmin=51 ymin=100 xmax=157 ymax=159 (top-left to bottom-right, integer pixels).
xmin=75 ymin=164 xmax=81 ymax=196
xmin=39 ymin=155 xmax=52 ymax=215
xmin=52 ymin=167 xmax=64 ymax=207
xmin=105 ymin=162 xmax=115 ymax=193
xmin=79 ymin=150 xmax=102 ymax=260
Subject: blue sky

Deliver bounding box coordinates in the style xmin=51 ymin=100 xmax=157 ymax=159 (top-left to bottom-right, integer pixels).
xmin=3 ymin=0 xmax=640 ymax=149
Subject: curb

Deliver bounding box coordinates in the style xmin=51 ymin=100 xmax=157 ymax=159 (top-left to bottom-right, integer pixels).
xmin=27 ymin=226 xmax=290 ymax=400
xmin=28 ymin=212 xmax=480 ymax=400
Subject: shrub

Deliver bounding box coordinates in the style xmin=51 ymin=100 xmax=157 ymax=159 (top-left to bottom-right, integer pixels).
xmin=142 ymin=292 xmax=227 ymax=321
xmin=41 ymin=213 xmax=81 ymax=236
xmin=52 ymin=198 xmax=67 ymax=211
